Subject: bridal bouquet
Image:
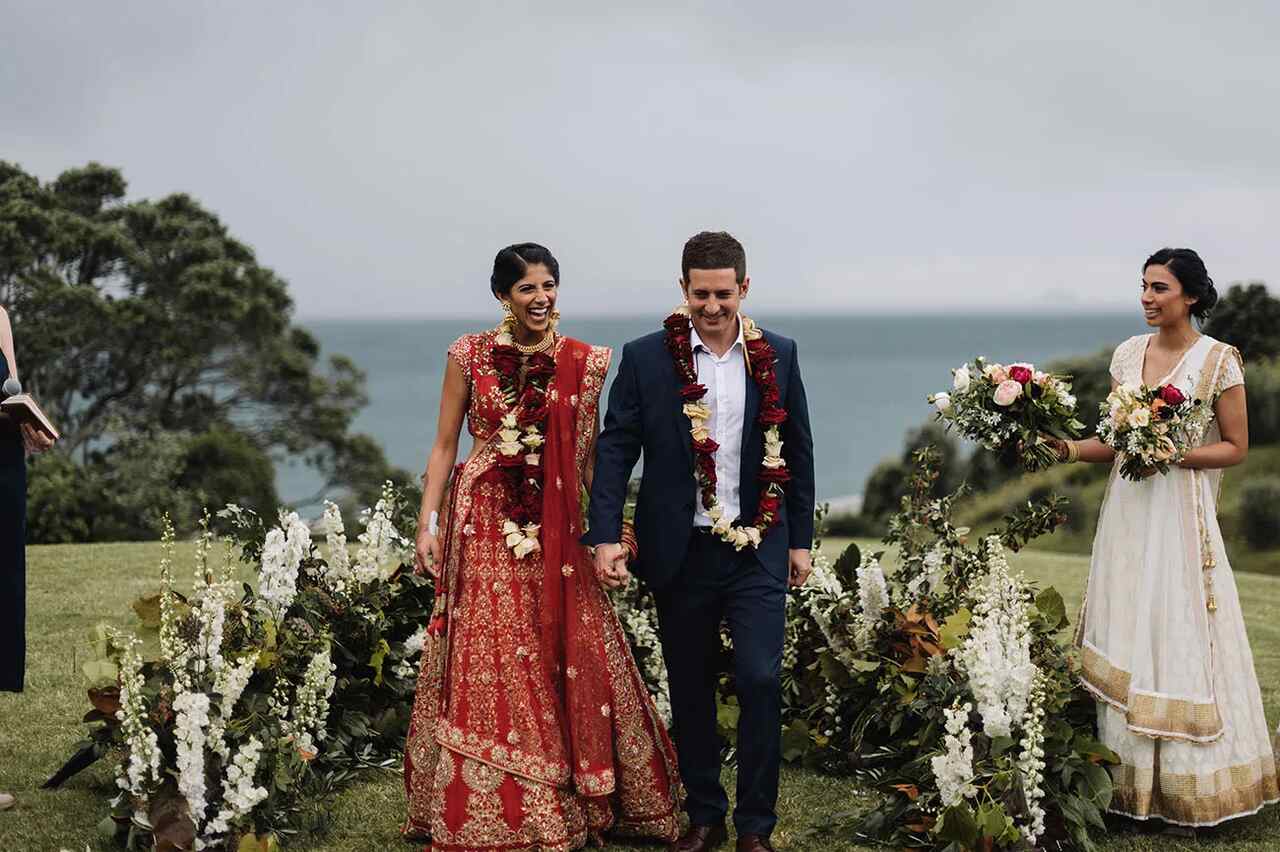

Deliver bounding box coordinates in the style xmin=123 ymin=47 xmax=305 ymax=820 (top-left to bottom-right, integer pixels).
xmin=1096 ymin=382 xmax=1211 ymax=481
xmin=929 ymin=358 xmax=1084 ymax=471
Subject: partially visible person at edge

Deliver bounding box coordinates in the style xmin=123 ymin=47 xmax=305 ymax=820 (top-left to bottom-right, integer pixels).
xmin=401 ymin=243 xmax=682 ymax=850
xmin=1044 ymin=248 xmax=1278 ymax=834
xmin=585 ymin=231 xmax=816 ymax=852
xmin=0 ymin=304 xmax=56 ymax=814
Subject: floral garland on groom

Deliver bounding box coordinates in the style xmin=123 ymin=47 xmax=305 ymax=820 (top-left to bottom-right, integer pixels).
xmin=663 ymin=306 xmax=790 ymax=550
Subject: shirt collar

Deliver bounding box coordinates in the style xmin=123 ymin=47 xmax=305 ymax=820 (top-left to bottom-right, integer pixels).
xmin=689 ymin=317 xmax=745 ymax=355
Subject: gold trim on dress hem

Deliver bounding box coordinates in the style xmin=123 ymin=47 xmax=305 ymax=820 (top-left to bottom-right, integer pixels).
xmin=1108 ymin=755 xmax=1279 ymax=827
xmin=1078 ymin=643 xmax=1224 ymax=743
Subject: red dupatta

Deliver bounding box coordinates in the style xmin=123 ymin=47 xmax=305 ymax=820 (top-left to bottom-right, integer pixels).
xmin=538 ymin=337 xmax=619 ymax=797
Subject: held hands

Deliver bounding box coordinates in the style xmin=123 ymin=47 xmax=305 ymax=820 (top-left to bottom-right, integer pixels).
xmin=788 ymin=548 xmax=812 ymax=589
xmin=593 ymin=542 xmax=631 ymax=590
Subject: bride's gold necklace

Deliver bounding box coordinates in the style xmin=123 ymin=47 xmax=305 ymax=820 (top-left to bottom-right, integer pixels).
xmin=514 ymin=332 xmax=556 ymax=355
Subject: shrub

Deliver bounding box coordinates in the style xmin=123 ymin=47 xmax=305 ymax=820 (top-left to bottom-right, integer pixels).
xmin=1239 ymin=476 xmax=1280 ymax=550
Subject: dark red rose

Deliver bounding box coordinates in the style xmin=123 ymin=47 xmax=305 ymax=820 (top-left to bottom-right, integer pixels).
xmin=492 ymin=346 xmax=521 ymax=375
xmin=664 ymin=313 xmax=692 ymax=334
xmin=757 ymin=494 xmax=781 ymax=516
xmin=1159 ymin=384 xmax=1186 ymax=406
xmin=759 ymin=466 xmax=791 ymax=484
xmin=681 ymin=383 xmax=708 ymax=401
xmin=693 ymin=438 xmax=720 ymax=455
xmin=1009 ymin=365 xmax=1033 ymax=385
xmin=758 ymin=406 xmax=788 ymax=426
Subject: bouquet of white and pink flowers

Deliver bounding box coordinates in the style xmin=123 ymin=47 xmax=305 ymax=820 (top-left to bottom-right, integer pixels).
xmin=929 ymin=358 xmax=1085 ymax=471
xmin=1096 ymin=382 xmax=1211 ymax=481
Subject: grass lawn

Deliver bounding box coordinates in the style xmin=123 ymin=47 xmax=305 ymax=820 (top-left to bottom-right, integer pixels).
xmin=1 ymin=541 xmax=1277 ymax=851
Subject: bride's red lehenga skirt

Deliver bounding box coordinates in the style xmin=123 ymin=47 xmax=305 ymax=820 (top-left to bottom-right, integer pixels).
xmin=404 ymin=475 xmax=682 ymax=851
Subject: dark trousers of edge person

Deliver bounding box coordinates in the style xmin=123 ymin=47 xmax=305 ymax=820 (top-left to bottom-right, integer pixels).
xmin=0 ymin=420 xmax=26 ymax=694
xmin=654 ymin=528 xmax=786 ymax=837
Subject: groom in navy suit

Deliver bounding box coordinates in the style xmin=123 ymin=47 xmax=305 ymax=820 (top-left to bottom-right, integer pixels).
xmin=584 ymin=231 xmax=815 ymax=852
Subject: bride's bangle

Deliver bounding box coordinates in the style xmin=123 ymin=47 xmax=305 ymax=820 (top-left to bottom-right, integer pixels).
xmin=1063 ymin=441 xmax=1080 ymax=463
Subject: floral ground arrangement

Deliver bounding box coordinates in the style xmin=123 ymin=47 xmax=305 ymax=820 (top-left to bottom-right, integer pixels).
xmin=44 ymin=484 xmax=432 ymax=850
xmin=8 ymin=528 xmax=1278 ymax=850
xmin=618 ymin=449 xmax=1120 ymax=851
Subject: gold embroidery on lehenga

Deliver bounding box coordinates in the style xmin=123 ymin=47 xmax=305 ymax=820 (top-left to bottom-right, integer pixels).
xmin=404 ymin=335 xmax=681 ymax=848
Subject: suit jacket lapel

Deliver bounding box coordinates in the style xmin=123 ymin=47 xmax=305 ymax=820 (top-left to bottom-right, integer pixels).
xmin=739 ymin=355 xmax=760 ymax=501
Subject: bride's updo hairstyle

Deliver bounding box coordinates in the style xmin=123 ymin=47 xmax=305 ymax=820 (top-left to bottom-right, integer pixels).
xmin=491 ymin=243 xmax=560 ymax=297
xmin=1144 ymin=247 xmax=1219 ymax=324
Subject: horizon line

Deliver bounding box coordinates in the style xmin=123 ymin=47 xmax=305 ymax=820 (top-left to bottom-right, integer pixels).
xmin=296 ymin=307 xmax=1140 ymax=323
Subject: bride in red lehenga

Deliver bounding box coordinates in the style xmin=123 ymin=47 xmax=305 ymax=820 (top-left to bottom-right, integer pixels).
xmin=404 ymin=243 xmax=682 ymax=851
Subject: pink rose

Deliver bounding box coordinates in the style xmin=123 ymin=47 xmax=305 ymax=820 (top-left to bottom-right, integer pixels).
xmin=993 ymin=380 xmax=1023 ymax=407
xmin=1008 ymin=365 xmax=1033 ymax=385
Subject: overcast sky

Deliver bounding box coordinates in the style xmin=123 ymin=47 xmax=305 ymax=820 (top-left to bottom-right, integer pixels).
xmin=4 ymin=2 xmax=1278 ymax=318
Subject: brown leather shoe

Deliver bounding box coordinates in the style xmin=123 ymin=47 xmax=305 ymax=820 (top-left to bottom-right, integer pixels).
xmin=735 ymin=834 xmax=775 ymax=852
xmin=669 ymin=822 xmax=728 ymax=852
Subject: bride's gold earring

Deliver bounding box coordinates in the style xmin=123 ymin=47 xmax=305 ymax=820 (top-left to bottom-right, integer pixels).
xmin=500 ymin=301 xmax=517 ymax=334
xmin=549 ymin=308 xmax=561 ymax=336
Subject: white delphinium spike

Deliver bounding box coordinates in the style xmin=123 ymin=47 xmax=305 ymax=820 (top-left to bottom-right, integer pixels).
xmin=352 ymin=482 xmax=411 ymax=584
xmin=208 ymin=653 xmax=258 ymax=759
xmin=202 ymin=735 xmax=269 ymax=845
xmin=1017 ymin=672 xmax=1049 ymax=844
xmin=931 ymin=702 xmax=977 ymax=807
xmin=112 ymin=630 xmax=162 ymax=812
xmin=173 ymin=690 xmax=212 ymax=832
xmin=853 ymin=554 xmax=890 ymax=649
xmin=282 ymin=645 xmax=338 ymax=761
xmin=257 ymin=510 xmax=311 ymax=619
xmin=955 ymin=538 xmax=1038 ymax=738
xmin=317 ymin=500 xmax=353 ymax=593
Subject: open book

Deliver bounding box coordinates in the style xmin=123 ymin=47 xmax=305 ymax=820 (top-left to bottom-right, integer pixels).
xmin=1 ymin=393 xmax=60 ymax=440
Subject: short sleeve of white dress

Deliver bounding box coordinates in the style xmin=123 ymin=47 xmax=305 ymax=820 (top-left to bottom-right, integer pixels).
xmin=1215 ymin=345 xmax=1245 ymax=396
xmin=1109 ymin=335 xmax=1143 ymax=385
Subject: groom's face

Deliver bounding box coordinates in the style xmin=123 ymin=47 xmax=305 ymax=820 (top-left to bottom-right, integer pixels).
xmin=682 ymin=268 xmax=749 ymax=339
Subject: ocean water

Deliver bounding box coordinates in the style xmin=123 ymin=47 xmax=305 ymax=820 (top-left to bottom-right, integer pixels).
xmin=282 ymin=313 xmax=1143 ymax=507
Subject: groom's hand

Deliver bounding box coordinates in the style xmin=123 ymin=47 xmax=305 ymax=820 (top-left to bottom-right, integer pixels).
xmin=593 ymin=542 xmax=631 ymax=590
xmin=788 ymin=548 xmax=812 ymax=589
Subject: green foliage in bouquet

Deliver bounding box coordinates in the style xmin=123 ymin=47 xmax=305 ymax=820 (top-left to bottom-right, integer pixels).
xmin=46 ymin=483 xmax=433 ymax=851
xmin=930 ymin=358 xmax=1085 ymax=472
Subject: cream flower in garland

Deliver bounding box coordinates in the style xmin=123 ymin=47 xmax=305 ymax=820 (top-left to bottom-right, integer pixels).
xmin=666 ymin=309 xmax=790 ymax=552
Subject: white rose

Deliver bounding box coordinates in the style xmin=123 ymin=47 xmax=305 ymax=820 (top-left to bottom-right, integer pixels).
xmin=953 ymin=366 xmax=971 ymax=392
xmin=992 ymin=380 xmax=1023 ymax=406
xmin=501 ymin=413 xmax=518 ymax=429
xmin=505 ymin=530 xmax=525 ymax=548
xmin=691 ymin=425 xmax=711 ymax=443
xmin=1127 ymin=407 xmax=1151 ymax=428
xmin=743 ymin=527 xmax=763 ymax=548
xmin=933 ymin=392 xmax=952 ymax=413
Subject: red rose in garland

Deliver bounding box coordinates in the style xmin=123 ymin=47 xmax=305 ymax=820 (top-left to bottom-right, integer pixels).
xmin=491 ymin=332 xmax=555 ymax=559
xmin=663 ymin=308 xmax=790 ymax=551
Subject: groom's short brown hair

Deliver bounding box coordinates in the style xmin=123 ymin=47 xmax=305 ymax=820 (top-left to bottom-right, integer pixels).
xmin=682 ymin=231 xmax=746 ymax=284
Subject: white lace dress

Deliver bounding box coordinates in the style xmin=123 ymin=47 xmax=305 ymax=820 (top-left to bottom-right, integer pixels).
xmin=1076 ymin=334 xmax=1278 ymax=826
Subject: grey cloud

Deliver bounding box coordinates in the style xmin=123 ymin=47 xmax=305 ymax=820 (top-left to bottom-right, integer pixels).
xmin=3 ymin=1 xmax=1277 ymax=317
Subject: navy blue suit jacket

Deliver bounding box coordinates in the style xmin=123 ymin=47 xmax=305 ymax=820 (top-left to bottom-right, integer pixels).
xmin=583 ymin=327 xmax=815 ymax=590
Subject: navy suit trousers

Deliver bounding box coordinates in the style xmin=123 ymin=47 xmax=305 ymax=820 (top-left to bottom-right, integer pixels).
xmin=654 ymin=530 xmax=786 ymax=837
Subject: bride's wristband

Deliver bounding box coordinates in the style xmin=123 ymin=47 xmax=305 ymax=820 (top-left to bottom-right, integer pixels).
xmin=1063 ymin=441 xmax=1080 ymax=463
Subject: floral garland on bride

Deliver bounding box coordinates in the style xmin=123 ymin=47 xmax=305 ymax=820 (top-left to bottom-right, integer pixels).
xmin=663 ymin=307 xmax=790 ymax=550
xmin=491 ymin=325 xmax=555 ymax=559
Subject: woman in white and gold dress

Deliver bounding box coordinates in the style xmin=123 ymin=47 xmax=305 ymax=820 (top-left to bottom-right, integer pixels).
xmin=1046 ymin=248 xmax=1278 ymax=830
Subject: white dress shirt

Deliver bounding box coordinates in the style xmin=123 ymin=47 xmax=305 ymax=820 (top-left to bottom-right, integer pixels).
xmin=689 ymin=319 xmax=748 ymax=527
